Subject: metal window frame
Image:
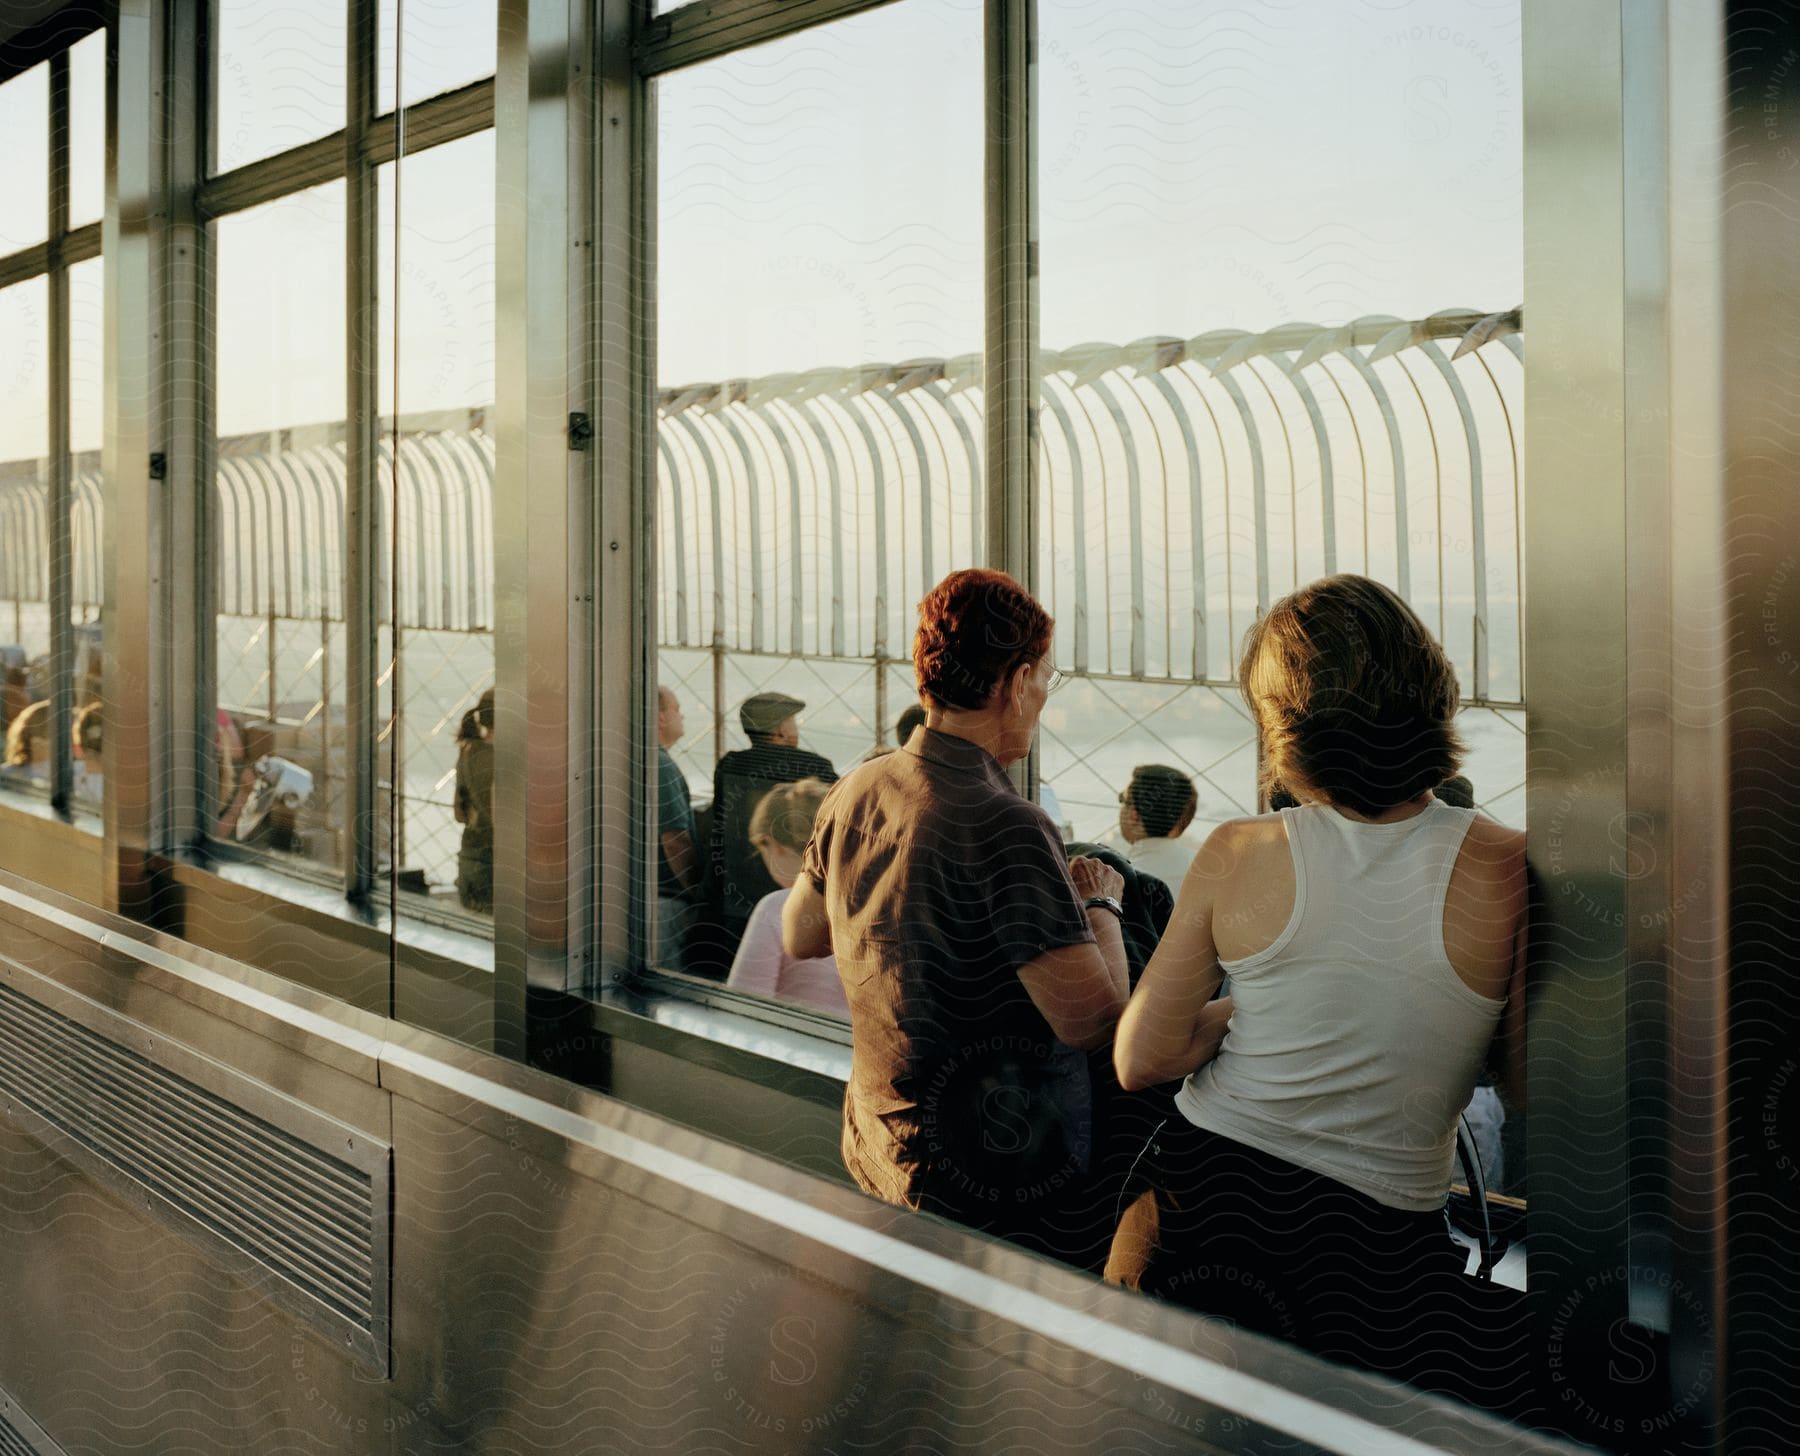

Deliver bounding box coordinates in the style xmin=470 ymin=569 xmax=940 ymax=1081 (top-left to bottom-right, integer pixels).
xmin=0 ymin=19 xmax=105 ymax=826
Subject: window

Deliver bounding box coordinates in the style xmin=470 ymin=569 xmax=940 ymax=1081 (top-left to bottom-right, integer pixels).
xmin=213 ymin=0 xmax=348 ymax=173
xmin=377 ymin=130 xmax=497 ymax=922
xmin=651 ymin=0 xmax=983 ymax=1001
xmin=212 ymin=183 xmax=351 ymax=869
xmin=1037 ymin=0 xmax=1524 ymax=843
xmin=0 ymin=277 xmax=50 ymax=796
xmin=0 ymin=38 xmax=106 ymax=821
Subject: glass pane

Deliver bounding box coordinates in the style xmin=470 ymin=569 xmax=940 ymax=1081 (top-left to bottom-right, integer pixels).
xmin=213 ymin=182 xmax=348 ymax=870
xmin=1035 ymin=0 xmax=1529 ymax=1375
xmin=213 ymin=1 xmax=347 ymax=174
xmin=70 ymin=258 xmax=105 ymax=816
xmin=376 ymin=131 xmax=496 ymax=925
xmin=68 ymin=29 xmax=105 ymax=230
xmin=1038 ymin=0 xmax=1524 ymax=712
xmin=654 ymin=2 xmax=983 ymax=993
xmin=0 ymin=278 xmax=50 ymax=799
xmin=377 ymin=0 xmax=496 ymax=114
xmin=0 ymin=63 xmax=48 ymax=253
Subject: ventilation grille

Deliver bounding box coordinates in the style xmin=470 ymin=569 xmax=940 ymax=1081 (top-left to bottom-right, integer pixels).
xmin=0 ymin=978 xmax=387 ymax=1368
xmin=0 ymin=1390 xmax=67 ymax=1456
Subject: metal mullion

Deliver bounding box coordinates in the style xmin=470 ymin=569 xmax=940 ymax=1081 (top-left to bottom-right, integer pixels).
xmin=365 ymin=76 xmax=496 ymax=166
xmin=984 ymin=0 xmax=1036 ymax=795
xmin=197 ymin=131 xmax=348 ymax=220
xmin=197 ymin=80 xmax=496 ymax=223
xmin=0 ymin=241 xmax=53 ymax=290
xmin=345 ymin=0 xmax=381 ymax=907
xmin=61 ymin=222 xmax=102 ymax=266
xmin=597 ymin=0 xmax=645 ymax=991
xmin=635 ymin=0 xmax=902 ymax=76
xmin=167 ymin=0 xmax=213 ymax=851
xmin=49 ymin=47 xmax=75 ymax=811
xmin=494 ymin=0 xmax=599 ymax=1040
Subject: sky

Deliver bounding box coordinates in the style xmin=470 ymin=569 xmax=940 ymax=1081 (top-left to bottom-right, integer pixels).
xmin=1 ymin=0 xmax=1520 ymax=456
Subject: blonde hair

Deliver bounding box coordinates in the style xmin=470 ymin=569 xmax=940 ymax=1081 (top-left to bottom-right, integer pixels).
xmin=748 ymin=776 xmax=831 ymax=854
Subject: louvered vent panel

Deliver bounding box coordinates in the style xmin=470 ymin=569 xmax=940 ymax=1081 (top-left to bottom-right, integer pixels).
xmin=0 ymin=1391 xmax=66 ymax=1456
xmin=0 ymin=980 xmax=381 ymax=1347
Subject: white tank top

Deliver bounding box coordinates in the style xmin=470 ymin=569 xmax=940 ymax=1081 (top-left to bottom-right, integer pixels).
xmin=1174 ymin=799 xmax=1505 ymax=1211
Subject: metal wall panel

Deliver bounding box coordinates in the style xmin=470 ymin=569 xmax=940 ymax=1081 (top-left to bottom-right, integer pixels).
xmin=0 ymin=865 xmax=1588 ymax=1456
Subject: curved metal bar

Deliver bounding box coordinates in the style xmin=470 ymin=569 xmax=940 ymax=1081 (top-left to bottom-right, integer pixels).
xmin=713 ymin=408 xmax=765 ymax=654
xmin=825 ymin=395 xmax=890 ymax=661
xmin=1418 ymin=340 xmax=1490 ymax=699
xmin=1386 ymin=351 xmax=1450 ymax=640
xmin=1147 ymin=371 xmax=1208 ymax=681
xmin=1088 ymin=375 xmax=1148 ymax=679
xmin=746 ymin=402 xmax=808 ymax=653
xmin=1212 ymin=370 xmax=1270 ymax=617
xmin=283 ymin=447 xmax=336 ymax=620
xmin=868 ymin=386 xmax=935 ymax=607
xmin=794 ymin=398 xmax=848 ymax=659
xmin=1277 ymin=355 xmax=1337 ymax=575
xmin=921 ymin=380 xmax=983 ymax=569
xmin=1341 ymin=350 xmax=1411 ymax=601
xmin=1037 ymin=378 xmax=1089 ymax=675
xmin=890 ymin=381 xmax=966 ymax=573
xmin=667 ymin=411 xmax=727 ymax=652
xmin=655 ymin=434 xmax=690 ymax=644
xmin=1472 ymin=345 xmax=1524 ymax=692
xmin=1310 ymin=357 xmax=1369 ymax=574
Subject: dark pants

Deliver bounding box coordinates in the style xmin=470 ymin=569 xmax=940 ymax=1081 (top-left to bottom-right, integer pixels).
xmin=1105 ymin=1117 xmax=1469 ymax=1384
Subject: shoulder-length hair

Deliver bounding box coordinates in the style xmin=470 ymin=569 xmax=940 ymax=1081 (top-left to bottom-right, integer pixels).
xmin=1239 ymin=574 xmax=1464 ymax=816
xmin=913 ymin=568 xmax=1053 ymax=711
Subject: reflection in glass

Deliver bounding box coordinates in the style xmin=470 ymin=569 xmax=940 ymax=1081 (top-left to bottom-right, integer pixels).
xmin=377 ymin=0 xmax=496 ymax=114
xmin=69 ymin=259 xmax=105 ymax=814
xmin=654 ymin=1 xmax=982 ymax=985
xmin=0 ymin=279 xmax=50 ymax=798
xmin=1037 ymin=0 xmax=1524 ymax=840
xmin=0 ymin=64 xmax=48 ymax=253
xmin=212 ymin=0 xmax=347 ymax=174
xmin=68 ymin=30 xmax=105 ymax=230
xmin=213 ymin=183 xmax=348 ymax=868
xmin=375 ymin=131 xmax=497 ymax=919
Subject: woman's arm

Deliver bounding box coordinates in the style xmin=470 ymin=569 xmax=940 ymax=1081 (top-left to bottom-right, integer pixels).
xmin=1114 ymin=824 xmax=1235 ymax=1091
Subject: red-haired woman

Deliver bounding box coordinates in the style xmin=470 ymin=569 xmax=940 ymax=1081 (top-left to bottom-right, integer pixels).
xmin=784 ymin=568 xmax=1129 ymax=1263
xmin=1105 ymin=574 xmax=1528 ymax=1381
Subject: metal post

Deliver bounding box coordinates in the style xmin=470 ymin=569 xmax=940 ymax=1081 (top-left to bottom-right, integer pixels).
xmin=984 ymin=0 xmax=1037 ymax=796
xmin=48 ymin=48 xmax=73 ymax=812
xmin=596 ymin=0 xmax=650 ymax=989
xmin=104 ymin=0 xmax=184 ymax=915
xmin=494 ymin=0 xmax=600 ymax=1044
xmin=265 ymin=604 xmax=277 ymax=724
xmin=345 ymin=0 xmax=380 ymax=903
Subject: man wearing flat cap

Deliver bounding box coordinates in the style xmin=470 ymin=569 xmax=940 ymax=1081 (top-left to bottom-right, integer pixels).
xmin=690 ymin=691 xmax=838 ymax=978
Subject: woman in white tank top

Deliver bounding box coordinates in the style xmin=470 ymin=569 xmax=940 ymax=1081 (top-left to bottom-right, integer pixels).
xmin=1103 ymin=574 xmax=1528 ymax=1383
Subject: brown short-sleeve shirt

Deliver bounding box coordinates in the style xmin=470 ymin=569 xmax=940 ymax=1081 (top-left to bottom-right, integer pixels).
xmin=803 ymin=727 xmax=1096 ymax=1214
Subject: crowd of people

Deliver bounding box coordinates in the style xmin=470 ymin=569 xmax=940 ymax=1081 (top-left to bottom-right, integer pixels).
xmin=740 ymin=566 xmax=1530 ymax=1395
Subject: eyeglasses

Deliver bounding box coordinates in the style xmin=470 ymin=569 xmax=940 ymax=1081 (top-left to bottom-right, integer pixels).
xmin=1044 ymin=666 xmax=1067 ymax=695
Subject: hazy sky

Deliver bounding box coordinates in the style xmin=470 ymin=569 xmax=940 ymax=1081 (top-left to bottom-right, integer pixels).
xmin=1 ymin=0 xmax=1520 ymax=457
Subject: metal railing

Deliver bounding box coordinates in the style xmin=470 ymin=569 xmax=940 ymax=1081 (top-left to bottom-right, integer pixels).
xmin=0 ymin=306 xmax=1524 ymax=876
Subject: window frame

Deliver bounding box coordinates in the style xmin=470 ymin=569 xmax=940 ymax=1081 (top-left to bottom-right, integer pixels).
xmin=0 ymin=20 xmax=106 ymax=825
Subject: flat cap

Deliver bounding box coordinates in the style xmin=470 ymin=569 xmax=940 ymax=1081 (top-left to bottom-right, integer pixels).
xmin=740 ymin=691 xmax=805 ymax=737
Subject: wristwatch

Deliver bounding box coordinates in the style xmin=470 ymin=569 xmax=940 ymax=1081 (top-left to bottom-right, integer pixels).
xmin=1082 ymin=894 xmax=1126 ymax=922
